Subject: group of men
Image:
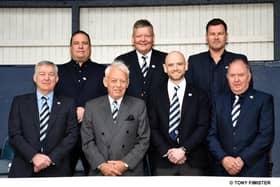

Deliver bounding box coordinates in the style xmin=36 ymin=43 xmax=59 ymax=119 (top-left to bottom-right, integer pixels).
xmin=7 ymin=18 xmax=274 ymax=177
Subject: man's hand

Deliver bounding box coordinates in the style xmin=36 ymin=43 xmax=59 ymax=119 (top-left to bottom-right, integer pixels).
xmin=76 ymin=107 xmax=85 ymax=123
xmin=108 ymin=160 xmax=128 ymax=175
xmin=167 ymin=148 xmax=186 ymax=165
xmin=99 ymin=162 xmax=122 ymax=176
xmin=222 ymin=156 xmax=244 ymax=175
xmin=32 ymin=153 xmax=52 ymax=173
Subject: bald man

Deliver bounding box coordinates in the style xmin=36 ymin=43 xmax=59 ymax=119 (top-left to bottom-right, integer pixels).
xmin=149 ymin=51 xmax=210 ymax=175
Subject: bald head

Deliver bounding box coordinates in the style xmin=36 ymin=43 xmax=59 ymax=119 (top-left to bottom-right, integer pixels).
xmin=163 ymin=51 xmax=188 ymax=84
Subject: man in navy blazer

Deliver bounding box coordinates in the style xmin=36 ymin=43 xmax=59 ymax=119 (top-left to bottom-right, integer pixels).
xmin=115 ymin=19 xmax=167 ymax=109
xmin=149 ymin=51 xmax=210 ymax=175
xmin=8 ymin=61 xmax=78 ymax=177
xmin=55 ymin=30 xmax=106 ymax=175
xmin=207 ymin=59 xmax=274 ymax=177
xmin=186 ymin=18 xmax=248 ymax=102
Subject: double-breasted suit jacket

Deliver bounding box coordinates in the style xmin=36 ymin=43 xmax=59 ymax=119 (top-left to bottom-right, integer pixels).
xmin=81 ymin=95 xmax=150 ymax=176
xmin=8 ymin=93 xmax=78 ymax=177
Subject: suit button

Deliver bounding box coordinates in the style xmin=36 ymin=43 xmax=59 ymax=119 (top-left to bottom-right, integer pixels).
xmin=126 ymin=130 xmax=129 ymax=134
xmin=101 ymin=132 xmax=105 ymax=135
xmin=233 ymin=146 xmax=237 ymax=150
xmin=122 ymin=145 xmax=125 ymax=148
xmin=107 ymin=145 xmax=110 ymax=149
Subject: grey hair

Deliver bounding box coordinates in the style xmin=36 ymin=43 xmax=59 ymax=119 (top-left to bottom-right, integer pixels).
xmin=34 ymin=60 xmax=58 ymax=75
xmin=105 ymin=61 xmax=130 ymax=78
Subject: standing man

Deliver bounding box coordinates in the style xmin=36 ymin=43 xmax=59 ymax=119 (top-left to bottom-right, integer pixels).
xmin=115 ymin=19 xmax=166 ymax=175
xmin=55 ymin=30 xmax=106 ymax=175
xmin=149 ymin=51 xmax=210 ymax=175
xmin=207 ymin=59 xmax=274 ymax=177
xmin=81 ymin=62 xmax=150 ymax=176
xmin=8 ymin=61 xmax=78 ymax=177
xmin=115 ymin=19 xmax=167 ymax=109
xmin=187 ymin=18 xmax=248 ymax=102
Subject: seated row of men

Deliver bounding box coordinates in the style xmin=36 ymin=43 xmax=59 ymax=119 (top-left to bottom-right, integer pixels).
xmin=7 ymin=18 xmax=274 ymax=177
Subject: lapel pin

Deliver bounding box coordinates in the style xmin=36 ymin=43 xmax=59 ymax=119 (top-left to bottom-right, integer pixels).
xmin=188 ymin=93 xmax=192 ymax=96
xmin=57 ymin=101 xmax=61 ymax=105
xmin=151 ymin=65 xmax=156 ymax=68
xmin=82 ymin=77 xmax=87 ymax=80
xmin=249 ymin=95 xmax=254 ymax=99
xmin=225 ymin=66 xmax=229 ymax=69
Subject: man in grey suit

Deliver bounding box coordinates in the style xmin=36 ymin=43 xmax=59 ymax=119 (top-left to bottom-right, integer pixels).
xmin=81 ymin=62 xmax=150 ymax=176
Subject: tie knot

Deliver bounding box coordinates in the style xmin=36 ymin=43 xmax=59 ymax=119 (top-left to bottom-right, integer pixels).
xmin=174 ymin=85 xmax=180 ymax=92
xmin=142 ymin=56 xmax=147 ymax=61
xmin=113 ymin=100 xmax=118 ymax=107
xmin=42 ymin=96 xmax=48 ymax=101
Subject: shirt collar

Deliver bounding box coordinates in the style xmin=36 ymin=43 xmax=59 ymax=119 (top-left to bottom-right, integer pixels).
xmin=108 ymin=95 xmax=123 ymax=106
xmin=36 ymin=90 xmax=54 ymax=101
xmin=136 ymin=50 xmax=152 ymax=65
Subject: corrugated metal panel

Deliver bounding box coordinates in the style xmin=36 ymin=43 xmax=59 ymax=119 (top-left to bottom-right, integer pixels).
xmin=0 ymin=8 xmax=71 ymax=64
xmin=81 ymin=3 xmax=273 ymax=63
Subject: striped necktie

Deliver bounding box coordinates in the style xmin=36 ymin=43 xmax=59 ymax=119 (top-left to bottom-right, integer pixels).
xmin=169 ymin=85 xmax=180 ymax=142
xmin=141 ymin=56 xmax=149 ymax=78
xmin=231 ymin=95 xmax=241 ymax=127
xmin=40 ymin=96 xmax=49 ymax=145
xmin=112 ymin=100 xmax=119 ymax=122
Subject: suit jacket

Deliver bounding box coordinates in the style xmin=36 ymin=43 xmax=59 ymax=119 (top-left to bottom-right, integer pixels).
xmin=115 ymin=49 xmax=167 ymax=109
xmin=8 ymin=93 xmax=78 ymax=177
xmin=55 ymin=59 xmax=107 ymax=107
xmin=149 ymin=82 xmax=210 ymax=169
xmin=187 ymin=50 xmax=248 ymax=102
xmin=207 ymin=89 xmax=274 ymax=176
xmin=81 ymin=95 xmax=150 ymax=176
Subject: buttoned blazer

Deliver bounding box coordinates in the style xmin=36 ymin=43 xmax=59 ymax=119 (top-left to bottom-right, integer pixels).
xmin=149 ymin=82 xmax=210 ymax=169
xmin=115 ymin=49 xmax=167 ymax=108
xmin=55 ymin=60 xmax=107 ymax=107
xmin=81 ymin=95 xmax=150 ymax=176
xmin=207 ymin=89 xmax=274 ymax=176
xmin=8 ymin=93 xmax=78 ymax=177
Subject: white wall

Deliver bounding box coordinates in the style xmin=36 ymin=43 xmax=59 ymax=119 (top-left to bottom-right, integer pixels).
xmin=81 ymin=3 xmax=273 ymax=63
xmin=0 ymin=8 xmax=71 ymax=65
xmin=0 ymin=3 xmax=274 ymax=65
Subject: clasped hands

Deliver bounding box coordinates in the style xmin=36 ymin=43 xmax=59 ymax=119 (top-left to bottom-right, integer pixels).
xmin=32 ymin=153 xmax=52 ymax=173
xmin=99 ymin=160 xmax=128 ymax=176
xmin=222 ymin=156 xmax=244 ymax=176
xmin=166 ymin=148 xmax=186 ymax=165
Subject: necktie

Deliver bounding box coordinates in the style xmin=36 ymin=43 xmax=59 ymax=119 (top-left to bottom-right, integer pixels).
xmin=169 ymin=86 xmax=180 ymax=142
xmin=141 ymin=56 xmax=149 ymax=78
xmin=40 ymin=96 xmax=49 ymax=144
xmin=112 ymin=100 xmax=119 ymax=122
xmin=231 ymin=95 xmax=241 ymax=127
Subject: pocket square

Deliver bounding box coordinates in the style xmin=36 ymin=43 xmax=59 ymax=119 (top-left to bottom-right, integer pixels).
xmin=126 ymin=115 xmax=135 ymax=121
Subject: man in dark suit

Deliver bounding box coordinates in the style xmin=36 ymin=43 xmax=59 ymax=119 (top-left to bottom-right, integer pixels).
xmin=55 ymin=30 xmax=106 ymax=175
xmin=81 ymin=62 xmax=150 ymax=176
xmin=207 ymin=58 xmax=274 ymax=177
xmin=8 ymin=61 xmax=78 ymax=177
xmin=115 ymin=19 xmax=166 ymax=175
xmin=186 ymin=18 xmax=248 ymax=102
xmin=115 ymin=19 xmax=167 ymax=109
xmin=149 ymin=51 xmax=210 ymax=175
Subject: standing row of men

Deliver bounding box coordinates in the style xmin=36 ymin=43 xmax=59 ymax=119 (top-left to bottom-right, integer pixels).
xmin=7 ymin=18 xmax=274 ymax=177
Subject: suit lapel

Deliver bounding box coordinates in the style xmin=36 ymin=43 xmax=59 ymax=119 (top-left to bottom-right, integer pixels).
xmin=180 ymin=85 xmax=194 ymax=124
xmin=45 ymin=95 xmax=60 ymax=135
xmin=235 ymin=90 xmax=256 ymax=128
xmin=158 ymin=84 xmax=170 ymax=131
xmin=30 ymin=93 xmax=40 ymax=132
